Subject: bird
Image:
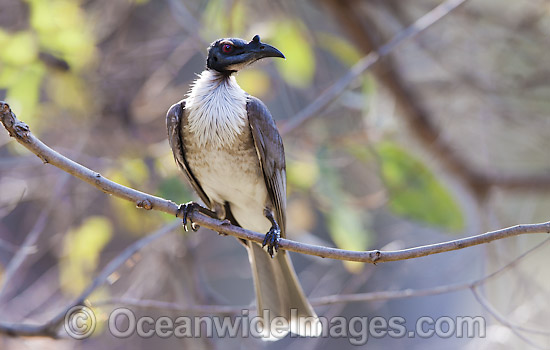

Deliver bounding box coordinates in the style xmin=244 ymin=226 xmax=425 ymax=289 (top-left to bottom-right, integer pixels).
xmin=166 ymin=35 xmax=321 ymax=340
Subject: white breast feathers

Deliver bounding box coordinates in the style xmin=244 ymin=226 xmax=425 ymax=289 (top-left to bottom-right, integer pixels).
xmin=184 ymin=70 xmax=248 ymax=147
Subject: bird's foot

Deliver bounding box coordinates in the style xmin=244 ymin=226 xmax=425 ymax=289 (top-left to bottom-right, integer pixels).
xmin=262 ymin=225 xmax=281 ymax=258
xmin=177 ymin=201 xmax=201 ymax=232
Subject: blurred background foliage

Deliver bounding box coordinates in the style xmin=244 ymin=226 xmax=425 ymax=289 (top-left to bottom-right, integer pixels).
xmin=1 ymin=0 xmax=550 ymax=349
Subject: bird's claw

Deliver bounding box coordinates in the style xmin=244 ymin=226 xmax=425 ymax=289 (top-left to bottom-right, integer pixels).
xmin=262 ymin=226 xmax=280 ymax=258
xmin=178 ymin=201 xmax=200 ymax=232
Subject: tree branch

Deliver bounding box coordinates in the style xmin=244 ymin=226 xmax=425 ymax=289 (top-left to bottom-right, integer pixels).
xmin=1 ymin=101 xmax=549 ymax=266
xmin=280 ymin=0 xmax=469 ymax=136
xmin=322 ymin=0 xmax=550 ymax=195
xmin=0 ymin=221 xmax=547 ymax=339
xmin=93 ymin=237 xmax=550 ymax=313
xmin=0 ymin=221 xmax=180 ymax=338
xmin=471 ymin=288 xmax=548 ymax=349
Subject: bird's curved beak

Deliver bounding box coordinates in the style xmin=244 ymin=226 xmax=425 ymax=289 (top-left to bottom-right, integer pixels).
xmin=224 ymin=35 xmax=284 ymax=72
xmin=247 ymin=35 xmax=285 ymax=60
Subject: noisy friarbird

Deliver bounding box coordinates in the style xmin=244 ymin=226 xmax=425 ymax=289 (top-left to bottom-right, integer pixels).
xmin=166 ymin=35 xmax=321 ymax=339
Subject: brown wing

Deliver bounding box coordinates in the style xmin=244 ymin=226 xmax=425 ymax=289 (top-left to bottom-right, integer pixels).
xmin=246 ymin=96 xmax=287 ymax=236
xmin=166 ymin=100 xmax=211 ymax=208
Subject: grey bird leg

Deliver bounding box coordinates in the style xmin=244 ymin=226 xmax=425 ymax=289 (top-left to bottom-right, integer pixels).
xmin=262 ymin=208 xmax=281 ymax=258
xmin=177 ymin=201 xmax=218 ymax=232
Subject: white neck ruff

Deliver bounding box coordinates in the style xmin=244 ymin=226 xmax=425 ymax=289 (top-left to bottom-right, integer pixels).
xmin=184 ymin=70 xmax=247 ymax=148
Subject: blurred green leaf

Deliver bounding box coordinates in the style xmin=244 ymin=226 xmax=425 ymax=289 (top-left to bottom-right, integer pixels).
xmin=157 ymin=175 xmax=192 ymax=203
xmin=5 ymin=63 xmax=46 ymax=124
xmin=107 ymin=168 xmax=132 ymax=188
xmin=27 ymin=0 xmax=80 ymax=31
xmin=327 ymin=205 xmax=368 ymax=273
xmin=236 ymin=69 xmax=271 ymax=98
xmin=107 ymin=158 xmax=149 ymax=187
xmin=317 ymin=149 xmax=371 ymax=273
xmin=111 ymin=196 xmax=163 ymax=235
xmin=201 ymin=0 xmax=247 ymax=40
xmin=269 ymin=20 xmax=315 ymax=88
xmin=287 ymin=156 xmax=319 ymax=191
xmin=228 ymin=1 xmax=246 ymax=36
xmin=346 ymin=143 xmax=375 ymax=164
xmin=45 ymin=72 xmax=90 ymax=113
xmin=361 ymin=74 xmax=377 ymax=113
xmin=107 ymin=160 xmax=163 ymax=233
xmin=377 ymin=142 xmax=464 ymax=231
xmin=317 ymin=32 xmax=361 ymax=67
xmin=60 ymin=216 xmax=112 ymax=295
xmin=25 ymin=0 xmax=97 ymax=70
xmin=0 ymin=2 xmax=95 ymax=125
xmin=121 ymin=158 xmax=149 ymax=185
xmin=201 ymin=0 xmax=224 ymax=40
xmin=0 ymin=30 xmax=38 ymax=66
xmin=0 ymin=65 xmax=21 ymax=87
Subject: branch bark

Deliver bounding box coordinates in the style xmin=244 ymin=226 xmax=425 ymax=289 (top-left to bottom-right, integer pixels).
xmin=91 ymin=236 xmax=550 ymax=313
xmin=1 ymin=102 xmax=549 ymax=266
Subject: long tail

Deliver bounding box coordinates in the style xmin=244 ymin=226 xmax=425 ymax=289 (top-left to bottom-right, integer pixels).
xmin=247 ymin=241 xmax=321 ymax=340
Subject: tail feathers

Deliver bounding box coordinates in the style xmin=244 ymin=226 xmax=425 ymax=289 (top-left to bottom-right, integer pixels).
xmin=248 ymin=242 xmax=321 ymax=340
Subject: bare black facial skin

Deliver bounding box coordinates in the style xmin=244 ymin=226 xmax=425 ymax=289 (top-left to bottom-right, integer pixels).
xmin=206 ymin=35 xmax=284 ymax=74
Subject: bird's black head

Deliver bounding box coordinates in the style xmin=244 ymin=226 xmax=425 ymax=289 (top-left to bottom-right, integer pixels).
xmin=206 ymin=35 xmax=285 ymax=74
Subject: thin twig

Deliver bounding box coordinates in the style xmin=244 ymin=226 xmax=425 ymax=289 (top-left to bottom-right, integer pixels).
xmin=0 ymin=0 xmax=546 ymax=341
xmin=0 ymin=221 xmax=180 ymax=338
xmin=323 ymin=0 xmax=550 ymax=194
xmin=471 ymin=287 xmax=549 ymax=349
xmin=0 ymin=170 xmax=70 ymax=302
xmin=0 ymin=134 xmax=90 ymax=301
xmin=1 ymin=102 xmax=550 ymax=338
xmin=94 ymin=297 xmax=242 ymax=315
xmin=280 ymin=0 xmax=469 ymax=135
xmin=195 ymin=213 xmax=550 ymax=263
xmin=91 ymin=238 xmax=550 ymax=314
xmin=1 ymin=102 xmax=550 ymax=266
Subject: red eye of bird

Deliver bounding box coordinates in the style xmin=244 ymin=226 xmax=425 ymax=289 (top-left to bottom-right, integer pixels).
xmin=222 ymin=44 xmax=233 ymax=53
